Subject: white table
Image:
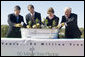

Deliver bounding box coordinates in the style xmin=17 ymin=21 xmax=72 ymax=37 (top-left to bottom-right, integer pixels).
xmin=21 ymin=28 xmax=59 ymax=39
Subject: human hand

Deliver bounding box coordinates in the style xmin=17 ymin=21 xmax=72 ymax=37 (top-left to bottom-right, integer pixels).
xmin=14 ymin=23 xmax=22 ymax=27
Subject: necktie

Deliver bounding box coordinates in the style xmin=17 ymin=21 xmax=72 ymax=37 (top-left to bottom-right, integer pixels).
xmin=16 ymin=16 xmax=19 ymax=23
xmin=31 ymin=14 xmax=34 ymax=21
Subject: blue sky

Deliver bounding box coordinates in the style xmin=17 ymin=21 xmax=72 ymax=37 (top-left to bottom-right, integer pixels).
xmin=1 ymin=1 xmax=84 ymax=28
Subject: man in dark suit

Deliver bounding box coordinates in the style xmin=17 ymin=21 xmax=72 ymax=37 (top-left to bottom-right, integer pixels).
xmin=26 ymin=5 xmax=41 ymax=28
xmin=61 ymin=7 xmax=82 ymax=38
xmin=7 ymin=5 xmax=26 ymax=38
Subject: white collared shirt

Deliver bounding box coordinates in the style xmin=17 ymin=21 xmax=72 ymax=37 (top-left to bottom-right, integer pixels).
xmin=30 ymin=11 xmax=35 ymax=17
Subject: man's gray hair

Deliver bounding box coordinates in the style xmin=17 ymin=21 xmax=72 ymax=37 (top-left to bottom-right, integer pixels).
xmin=64 ymin=7 xmax=72 ymax=12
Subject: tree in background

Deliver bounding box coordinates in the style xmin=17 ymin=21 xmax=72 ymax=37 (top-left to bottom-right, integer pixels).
xmin=1 ymin=25 xmax=9 ymax=38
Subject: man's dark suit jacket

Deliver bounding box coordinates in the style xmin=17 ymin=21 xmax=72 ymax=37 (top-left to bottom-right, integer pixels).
xmin=7 ymin=13 xmax=26 ymax=38
xmin=61 ymin=13 xmax=82 ymax=38
xmin=26 ymin=12 xmax=41 ymax=27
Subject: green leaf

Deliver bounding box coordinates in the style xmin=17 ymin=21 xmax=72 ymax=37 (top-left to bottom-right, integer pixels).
xmin=45 ymin=19 xmax=48 ymax=25
xmin=28 ymin=21 xmax=32 ymax=26
xmin=36 ymin=18 xmax=39 ymax=23
xmin=52 ymin=20 xmax=56 ymax=27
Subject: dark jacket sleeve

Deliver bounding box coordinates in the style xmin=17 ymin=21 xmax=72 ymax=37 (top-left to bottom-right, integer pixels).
xmin=8 ymin=14 xmax=16 ymax=27
xmin=38 ymin=13 xmax=41 ymax=25
xmin=59 ymin=16 xmax=66 ymax=29
xmin=21 ymin=16 xmax=24 ymax=22
xmin=61 ymin=16 xmax=66 ymax=23
xmin=26 ymin=14 xmax=29 ymax=25
xmin=66 ymin=14 xmax=77 ymax=25
xmin=55 ymin=17 xmax=59 ymax=26
xmin=44 ymin=17 xmax=48 ymax=25
xmin=21 ymin=16 xmax=26 ymax=27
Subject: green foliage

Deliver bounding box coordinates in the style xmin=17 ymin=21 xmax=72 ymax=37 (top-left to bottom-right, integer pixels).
xmin=79 ymin=28 xmax=84 ymax=38
xmin=58 ymin=28 xmax=84 ymax=38
xmin=1 ymin=25 xmax=84 ymax=38
xmin=35 ymin=18 xmax=39 ymax=24
xmin=59 ymin=34 xmax=65 ymax=38
xmin=1 ymin=25 xmax=9 ymax=38
xmin=52 ymin=20 xmax=56 ymax=27
xmin=42 ymin=18 xmax=45 ymax=24
xmin=45 ymin=19 xmax=48 ymax=25
xmin=28 ymin=21 xmax=32 ymax=26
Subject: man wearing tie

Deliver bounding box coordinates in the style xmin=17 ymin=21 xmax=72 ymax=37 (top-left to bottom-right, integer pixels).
xmin=60 ymin=7 xmax=82 ymax=38
xmin=26 ymin=5 xmax=41 ymax=28
xmin=7 ymin=5 xmax=26 ymax=38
